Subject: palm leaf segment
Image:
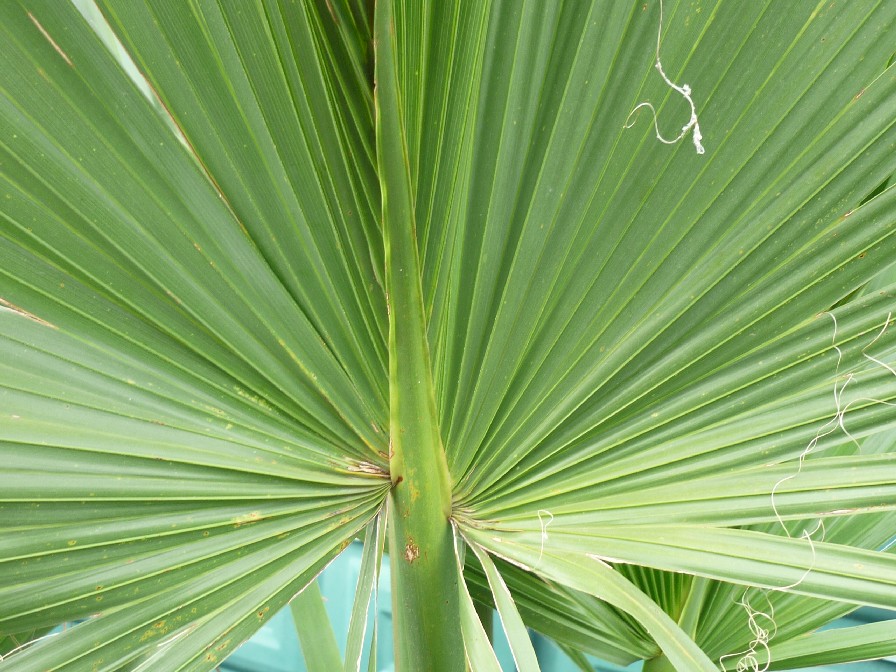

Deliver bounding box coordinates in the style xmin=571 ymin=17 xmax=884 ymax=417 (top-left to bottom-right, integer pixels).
xmin=1 ymin=0 xmax=895 ymax=670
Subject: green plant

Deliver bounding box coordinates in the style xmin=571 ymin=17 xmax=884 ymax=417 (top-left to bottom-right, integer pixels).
xmin=1 ymin=0 xmax=895 ymax=670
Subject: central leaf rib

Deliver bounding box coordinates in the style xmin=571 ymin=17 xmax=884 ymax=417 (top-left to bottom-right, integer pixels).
xmin=373 ymin=1 xmax=463 ymax=669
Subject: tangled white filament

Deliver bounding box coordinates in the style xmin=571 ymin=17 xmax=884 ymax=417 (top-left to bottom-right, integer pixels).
xmin=725 ymin=311 xmax=894 ymax=671
xmin=719 ymin=592 xmax=776 ymax=672
xmin=624 ymin=0 xmax=705 ymax=154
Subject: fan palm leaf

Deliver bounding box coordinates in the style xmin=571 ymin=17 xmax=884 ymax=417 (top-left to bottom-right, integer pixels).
xmin=1 ymin=0 xmax=895 ymax=670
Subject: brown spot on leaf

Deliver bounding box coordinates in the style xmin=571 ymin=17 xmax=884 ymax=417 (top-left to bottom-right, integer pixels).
xmin=348 ymin=460 xmax=389 ymax=477
xmin=27 ymin=12 xmax=73 ymax=66
xmin=404 ymin=540 xmax=419 ymax=563
xmin=0 ymin=297 xmax=56 ymax=328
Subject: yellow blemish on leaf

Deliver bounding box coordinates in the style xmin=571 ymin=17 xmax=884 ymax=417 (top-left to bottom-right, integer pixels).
xmin=139 ymin=620 xmax=169 ymax=642
xmin=233 ymin=511 xmax=262 ymax=527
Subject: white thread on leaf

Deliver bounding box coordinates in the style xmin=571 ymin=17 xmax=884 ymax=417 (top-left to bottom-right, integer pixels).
xmin=833 ymin=313 xmax=896 ymax=447
xmin=777 ymin=308 xmax=893 ymax=532
xmin=719 ymin=592 xmax=776 ymax=672
xmin=778 ymin=519 xmax=825 ymax=592
xmin=770 ymin=314 xmax=847 ymax=532
xmin=832 ymin=313 xmax=896 ymax=448
xmin=624 ymin=0 xmax=705 ymax=154
xmin=536 ymin=509 xmax=554 ymax=568
xmin=729 ymin=311 xmax=895 ymax=671
xmin=862 ymin=312 xmax=895 ymax=377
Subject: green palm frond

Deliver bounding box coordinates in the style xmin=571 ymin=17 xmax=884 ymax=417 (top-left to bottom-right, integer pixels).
xmin=1 ymin=0 xmax=895 ymax=670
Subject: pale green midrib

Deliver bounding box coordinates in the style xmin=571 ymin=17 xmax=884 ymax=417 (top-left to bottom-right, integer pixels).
xmin=374 ymin=0 xmax=463 ymax=670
